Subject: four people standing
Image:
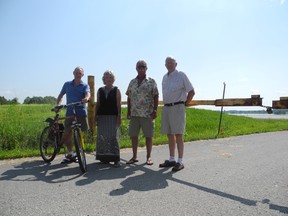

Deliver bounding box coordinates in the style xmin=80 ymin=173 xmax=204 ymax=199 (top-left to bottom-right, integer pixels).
xmin=59 ymin=57 xmax=194 ymax=172
xmin=125 ymin=60 xmax=159 ymax=165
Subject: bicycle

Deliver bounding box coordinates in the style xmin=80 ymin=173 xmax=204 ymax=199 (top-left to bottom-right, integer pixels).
xmin=39 ymin=101 xmax=88 ymax=173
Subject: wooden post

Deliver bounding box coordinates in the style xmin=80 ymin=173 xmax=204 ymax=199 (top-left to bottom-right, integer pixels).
xmin=88 ymin=75 xmax=95 ymax=131
xmin=217 ymin=82 xmax=226 ymax=137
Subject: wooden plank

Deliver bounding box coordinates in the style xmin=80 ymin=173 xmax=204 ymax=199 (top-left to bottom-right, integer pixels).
xmin=185 ymin=95 xmax=262 ymax=107
xmin=272 ymin=99 xmax=288 ymax=109
xmin=125 ymin=96 xmax=263 ymax=107
xmin=187 ymin=100 xmax=216 ymax=106
xmin=215 ymin=97 xmax=262 ymax=106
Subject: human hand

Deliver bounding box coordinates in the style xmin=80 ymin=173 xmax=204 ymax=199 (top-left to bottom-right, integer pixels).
xmin=127 ymin=114 xmax=131 ymax=120
xmin=116 ymin=116 xmax=122 ymax=127
xmin=150 ymin=110 xmax=157 ymax=119
xmin=52 ymin=105 xmax=61 ymax=113
xmin=81 ymin=98 xmax=89 ymax=104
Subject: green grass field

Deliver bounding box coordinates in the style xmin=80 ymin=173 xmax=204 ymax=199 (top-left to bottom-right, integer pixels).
xmin=0 ymin=104 xmax=287 ymax=159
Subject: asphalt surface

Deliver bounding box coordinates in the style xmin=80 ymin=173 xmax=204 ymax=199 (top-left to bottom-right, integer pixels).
xmin=0 ymin=131 xmax=287 ymax=216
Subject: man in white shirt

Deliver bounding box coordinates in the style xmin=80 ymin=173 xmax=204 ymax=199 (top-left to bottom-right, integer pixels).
xmin=159 ymin=56 xmax=195 ymax=171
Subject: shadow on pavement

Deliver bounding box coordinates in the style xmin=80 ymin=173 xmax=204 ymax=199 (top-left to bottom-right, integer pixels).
xmin=76 ymin=158 xmax=172 ymax=192
xmin=0 ymin=160 xmax=83 ymax=183
xmin=1 ymin=158 xmax=287 ymax=214
xmin=261 ymin=199 xmax=288 ymax=214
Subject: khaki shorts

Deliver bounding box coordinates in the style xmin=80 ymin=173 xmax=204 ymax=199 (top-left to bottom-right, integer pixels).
xmin=161 ymin=104 xmax=186 ymax=135
xmin=64 ymin=115 xmax=89 ymax=132
xmin=128 ymin=117 xmax=155 ymax=138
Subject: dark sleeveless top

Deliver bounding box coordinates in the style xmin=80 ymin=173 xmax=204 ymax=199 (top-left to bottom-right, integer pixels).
xmin=97 ymin=86 xmax=118 ymax=115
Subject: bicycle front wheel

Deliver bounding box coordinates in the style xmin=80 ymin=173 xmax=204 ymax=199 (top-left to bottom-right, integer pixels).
xmin=40 ymin=126 xmax=57 ymax=162
xmin=74 ymin=128 xmax=87 ymax=173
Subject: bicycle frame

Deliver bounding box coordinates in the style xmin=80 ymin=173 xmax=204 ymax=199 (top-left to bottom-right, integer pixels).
xmin=44 ymin=115 xmax=65 ymax=148
xmin=40 ymin=101 xmax=88 ymax=173
xmin=53 ymin=102 xmax=85 ymax=149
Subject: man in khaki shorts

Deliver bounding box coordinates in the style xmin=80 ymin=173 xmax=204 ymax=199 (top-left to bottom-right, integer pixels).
xmin=56 ymin=66 xmax=90 ymax=164
xmin=126 ymin=60 xmax=159 ymax=165
xmin=159 ymin=56 xmax=195 ymax=171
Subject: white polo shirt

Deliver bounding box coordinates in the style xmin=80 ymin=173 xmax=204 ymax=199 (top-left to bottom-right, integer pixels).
xmin=162 ymin=70 xmax=194 ymax=104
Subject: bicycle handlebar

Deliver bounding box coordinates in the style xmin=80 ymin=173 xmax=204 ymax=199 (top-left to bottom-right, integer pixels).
xmin=51 ymin=101 xmax=88 ymax=112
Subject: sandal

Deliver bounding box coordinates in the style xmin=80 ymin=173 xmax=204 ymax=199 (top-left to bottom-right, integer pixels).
xmin=126 ymin=158 xmax=139 ymax=164
xmin=146 ymin=158 xmax=153 ymax=166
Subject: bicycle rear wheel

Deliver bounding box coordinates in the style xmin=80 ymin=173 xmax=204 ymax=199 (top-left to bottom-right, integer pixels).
xmin=40 ymin=126 xmax=57 ymax=162
xmin=74 ymin=128 xmax=87 ymax=173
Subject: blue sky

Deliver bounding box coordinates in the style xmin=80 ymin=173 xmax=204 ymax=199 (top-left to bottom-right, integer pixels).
xmin=1 ymin=0 xmax=287 ymax=110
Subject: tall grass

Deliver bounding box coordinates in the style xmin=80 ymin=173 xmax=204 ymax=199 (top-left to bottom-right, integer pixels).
xmin=0 ymin=105 xmax=49 ymax=150
xmin=0 ymin=104 xmax=287 ymax=159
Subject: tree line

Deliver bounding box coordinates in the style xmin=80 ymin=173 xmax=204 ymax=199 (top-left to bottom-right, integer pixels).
xmin=0 ymin=96 xmax=57 ymax=105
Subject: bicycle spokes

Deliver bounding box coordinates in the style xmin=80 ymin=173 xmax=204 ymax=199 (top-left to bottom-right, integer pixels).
xmin=74 ymin=128 xmax=87 ymax=173
xmin=40 ymin=126 xmax=57 ymax=162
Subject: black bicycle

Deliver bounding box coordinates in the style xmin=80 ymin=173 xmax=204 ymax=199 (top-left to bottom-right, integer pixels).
xmin=39 ymin=101 xmax=87 ymax=173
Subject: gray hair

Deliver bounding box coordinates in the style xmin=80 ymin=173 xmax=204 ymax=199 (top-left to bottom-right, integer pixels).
xmin=73 ymin=66 xmax=84 ymax=75
xmin=165 ymin=56 xmax=177 ymax=64
xmin=102 ymin=70 xmax=115 ymax=84
xmin=136 ymin=59 xmax=147 ymax=68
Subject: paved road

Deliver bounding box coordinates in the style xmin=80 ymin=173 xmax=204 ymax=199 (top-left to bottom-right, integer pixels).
xmin=0 ymin=131 xmax=287 ymax=216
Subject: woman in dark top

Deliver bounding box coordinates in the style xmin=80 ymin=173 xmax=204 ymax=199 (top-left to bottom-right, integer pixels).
xmin=95 ymin=70 xmax=121 ymax=167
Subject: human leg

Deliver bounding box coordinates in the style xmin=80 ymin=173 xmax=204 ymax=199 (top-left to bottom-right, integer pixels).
xmin=160 ymin=107 xmax=178 ymax=167
xmin=131 ymin=136 xmax=138 ymax=160
xmin=175 ymin=134 xmax=184 ymax=160
xmin=62 ymin=118 xmax=74 ymax=152
xmin=60 ymin=131 xmax=78 ymax=164
xmin=169 ymin=106 xmax=185 ymax=171
xmin=145 ymin=137 xmax=153 ymax=165
xmin=127 ymin=117 xmax=140 ymax=164
xmin=61 ymin=119 xmax=77 ymax=164
xmin=126 ymin=137 xmax=139 ymax=164
xmin=172 ymin=134 xmax=185 ymax=171
xmin=159 ymin=134 xmax=177 ymax=167
xmin=141 ymin=118 xmax=154 ymax=165
xmin=168 ymin=134 xmax=176 ymax=159
xmin=65 ymin=131 xmax=73 ymax=153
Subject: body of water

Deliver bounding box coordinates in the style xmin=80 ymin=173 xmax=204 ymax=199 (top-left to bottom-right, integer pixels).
xmin=231 ymin=113 xmax=288 ymax=119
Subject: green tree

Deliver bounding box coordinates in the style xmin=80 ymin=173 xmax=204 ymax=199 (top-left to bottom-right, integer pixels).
xmin=23 ymin=96 xmax=57 ymax=104
xmin=43 ymin=96 xmax=57 ymax=104
xmin=0 ymin=96 xmax=19 ymax=105
xmin=10 ymin=97 xmax=19 ymax=104
xmin=0 ymin=96 xmax=8 ymax=105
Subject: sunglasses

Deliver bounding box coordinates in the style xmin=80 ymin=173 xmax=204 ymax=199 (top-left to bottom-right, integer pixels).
xmin=137 ymin=65 xmax=146 ymax=69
